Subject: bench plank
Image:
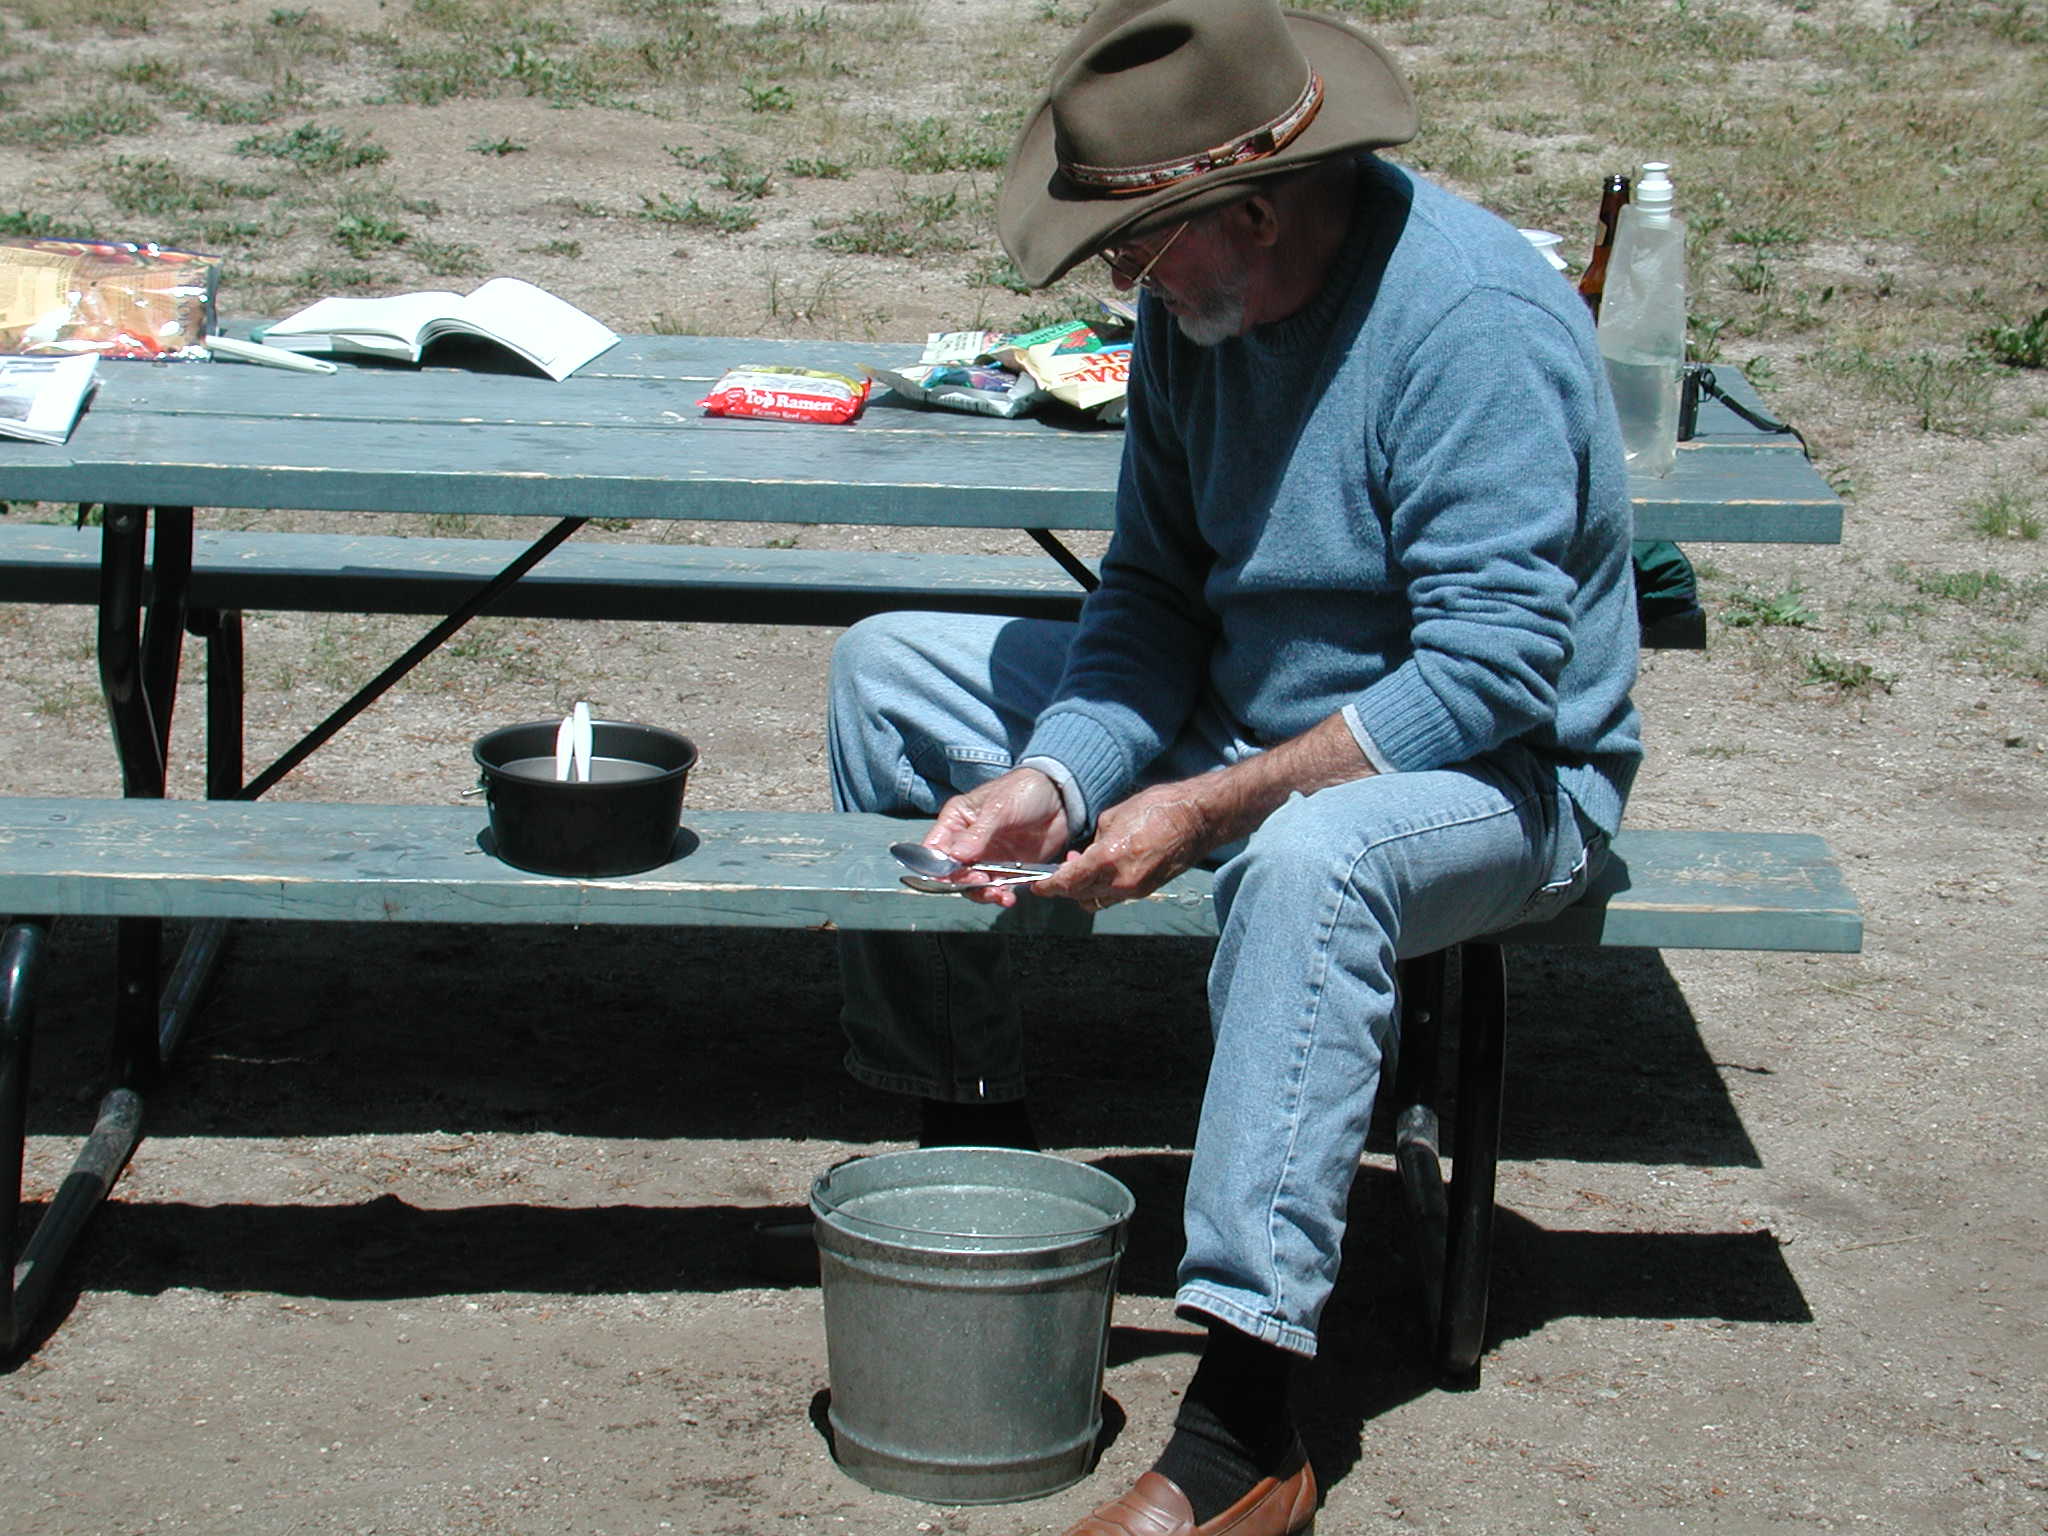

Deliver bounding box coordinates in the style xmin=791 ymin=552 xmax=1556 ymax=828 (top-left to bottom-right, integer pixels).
xmin=0 ymin=798 xmax=1861 ymax=953
xmin=0 ymin=524 xmax=1092 ymax=625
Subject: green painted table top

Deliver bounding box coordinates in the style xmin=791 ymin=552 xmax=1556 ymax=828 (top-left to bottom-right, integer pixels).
xmin=0 ymin=336 xmax=1841 ymax=543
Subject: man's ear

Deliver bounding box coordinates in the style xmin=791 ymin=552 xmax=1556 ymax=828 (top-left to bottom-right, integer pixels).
xmin=1236 ymin=192 xmax=1283 ymax=250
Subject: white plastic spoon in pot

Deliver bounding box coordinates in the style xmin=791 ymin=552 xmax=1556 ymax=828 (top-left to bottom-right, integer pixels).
xmin=572 ymin=700 xmax=593 ymax=783
xmin=554 ymin=712 xmax=575 ymax=781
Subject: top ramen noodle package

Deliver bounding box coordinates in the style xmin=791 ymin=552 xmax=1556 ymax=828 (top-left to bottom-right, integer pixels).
xmin=699 ymin=364 xmax=871 ymax=424
xmin=0 ymin=239 xmax=222 ymax=359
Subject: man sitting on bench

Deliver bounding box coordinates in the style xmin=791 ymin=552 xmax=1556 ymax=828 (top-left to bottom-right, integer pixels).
xmin=827 ymin=1 xmax=1642 ymax=1531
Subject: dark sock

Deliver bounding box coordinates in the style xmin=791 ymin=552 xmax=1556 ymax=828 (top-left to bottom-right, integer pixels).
xmin=1151 ymin=1323 xmax=1299 ymax=1525
xmin=917 ymin=1097 xmax=1038 ymax=1151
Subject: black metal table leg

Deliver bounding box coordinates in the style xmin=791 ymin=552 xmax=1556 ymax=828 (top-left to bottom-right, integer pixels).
xmin=1437 ymin=940 xmax=1506 ymax=1383
xmin=1393 ymin=949 xmax=1451 ymax=1330
xmin=1 ymin=917 xmax=49 ymax=1353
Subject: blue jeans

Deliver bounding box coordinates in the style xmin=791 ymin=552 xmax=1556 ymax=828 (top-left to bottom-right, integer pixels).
xmin=828 ymin=612 xmax=1601 ymax=1355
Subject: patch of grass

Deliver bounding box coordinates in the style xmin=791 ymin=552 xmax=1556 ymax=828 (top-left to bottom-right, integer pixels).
xmin=412 ymin=238 xmax=486 ymax=276
xmin=1977 ymin=307 xmax=2048 ymax=369
xmin=1965 ymin=486 xmax=2043 ymax=541
xmin=235 ymin=122 xmax=389 ymax=174
xmin=762 ymin=263 xmax=848 ymax=325
xmin=970 ymin=254 xmax=1032 ymax=294
xmin=1898 ymin=564 xmax=2048 ymax=616
xmin=1804 ymin=654 xmax=1895 ymax=694
xmin=891 ymin=116 xmax=1006 ymax=174
xmin=469 ymin=137 xmax=527 ymax=156
xmin=520 ymin=239 xmax=583 ymax=258
xmin=782 ymin=156 xmax=848 ymax=180
xmin=176 ymin=83 xmax=310 ymax=126
xmin=1721 ymin=584 xmax=1816 ymax=629
xmin=739 ymin=79 xmax=795 ymax=112
xmin=638 ymin=193 xmax=758 ymax=234
xmin=0 ymin=210 xmax=64 ymax=237
xmin=671 ymin=147 xmax=773 ymax=199
xmin=334 ymin=213 xmax=408 ymax=258
xmin=1820 ymin=347 xmax=2001 ymax=437
xmin=0 ymin=96 xmax=157 ymax=147
xmin=98 ymin=156 xmax=272 ymax=216
xmin=1319 ymin=0 xmax=1425 ymax=20
xmin=331 ymin=187 xmax=412 ymax=257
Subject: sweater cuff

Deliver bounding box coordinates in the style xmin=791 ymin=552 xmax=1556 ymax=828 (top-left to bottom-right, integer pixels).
xmin=1021 ymin=710 xmax=1135 ymax=837
xmin=1349 ymin=665 xmax=1463 ymax=772
xmin=1340 ymin=704 xmax=1399 ymax=776
xmin=1017 ymin=756 xmax=1088 ymax=844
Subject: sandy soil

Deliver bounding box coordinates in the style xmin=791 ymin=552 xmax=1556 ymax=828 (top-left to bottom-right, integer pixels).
xmin=2 ymin=0 xmax=2046 ymax=1531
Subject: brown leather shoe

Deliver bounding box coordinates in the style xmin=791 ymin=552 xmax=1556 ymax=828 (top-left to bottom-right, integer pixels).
xmin=1061 ymin=1444 xmax=1317 ymax=1536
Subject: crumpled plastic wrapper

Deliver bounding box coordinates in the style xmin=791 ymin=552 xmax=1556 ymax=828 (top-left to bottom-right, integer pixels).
xmin=0 ymin=238 xmax=222 ymax=359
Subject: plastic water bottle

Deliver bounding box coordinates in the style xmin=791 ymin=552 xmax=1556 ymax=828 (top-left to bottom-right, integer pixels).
xmin=1597 ymin=162 xmax=1687 ymax=478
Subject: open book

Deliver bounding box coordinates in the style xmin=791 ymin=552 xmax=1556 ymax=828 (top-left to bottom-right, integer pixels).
xmin=258 ymin=277 xmax=619 ymax=381
xmin=0 ymin=353 xmax=99 ymax=444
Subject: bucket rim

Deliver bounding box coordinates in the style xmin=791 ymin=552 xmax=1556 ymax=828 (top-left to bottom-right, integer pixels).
xmin=809 ymin=1146 xmax=1135 ymax=1244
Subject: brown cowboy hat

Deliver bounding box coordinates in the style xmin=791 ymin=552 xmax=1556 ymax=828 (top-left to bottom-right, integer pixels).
xmin=997 ymin=0 xmax=1418 ymax=288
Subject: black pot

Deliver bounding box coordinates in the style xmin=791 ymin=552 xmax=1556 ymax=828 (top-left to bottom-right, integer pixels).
xmin=473 ymin=719 xmax=697 ymax=877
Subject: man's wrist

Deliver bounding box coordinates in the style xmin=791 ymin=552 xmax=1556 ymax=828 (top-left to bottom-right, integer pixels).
xmin=1017 ymin=755 xmax=1087 ymax=841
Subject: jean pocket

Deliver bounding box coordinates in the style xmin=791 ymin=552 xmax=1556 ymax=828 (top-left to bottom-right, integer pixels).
xmin=1509 ymin=816 xmax=1603 ymax=927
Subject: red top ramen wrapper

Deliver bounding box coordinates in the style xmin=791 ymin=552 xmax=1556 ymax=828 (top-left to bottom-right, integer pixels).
xmin=699 ymin=364 xmax=870 ymax=424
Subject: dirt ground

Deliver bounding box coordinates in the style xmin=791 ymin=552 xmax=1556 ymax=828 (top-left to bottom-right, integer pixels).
xmin=3 ymin=0 xmax=2047 ymax=1531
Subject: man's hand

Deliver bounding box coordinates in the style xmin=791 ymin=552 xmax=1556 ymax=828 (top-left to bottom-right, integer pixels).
xmin=921 ymin=766 xmax=1072 ymax=906
xmin=1042 ymin=710 xmax=1377 ymax=914
xmin=1033 ymin=782 xmax=1210 ymax=910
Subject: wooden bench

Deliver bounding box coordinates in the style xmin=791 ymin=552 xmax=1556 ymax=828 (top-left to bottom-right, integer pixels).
xmin=0 ymin=522 xmax=1096 ymax=628
xmin=0 ymin=797 xmax=1861 ymax=1372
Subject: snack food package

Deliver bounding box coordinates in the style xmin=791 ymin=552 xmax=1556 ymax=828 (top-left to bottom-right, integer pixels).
xmin=919 ymin=329 xmax=1006 ymax=365
xmin=0 ymin=239 xmax=222 ymax=359
xmin=1003 ymin=321 xmax=1131 ymax=417
xmin=698 ymin=364 xmax=870 ymax=424
xmin=870 ymin=360 xmax=1046 ymax=419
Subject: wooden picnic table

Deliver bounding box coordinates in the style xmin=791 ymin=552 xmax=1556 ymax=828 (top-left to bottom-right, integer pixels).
xmin=0 ymin=334 xmax=1851 ymax=1362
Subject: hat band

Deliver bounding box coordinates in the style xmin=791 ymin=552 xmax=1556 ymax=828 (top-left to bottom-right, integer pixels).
xmin=1061 ymin=72 xmax=1326 ymax=197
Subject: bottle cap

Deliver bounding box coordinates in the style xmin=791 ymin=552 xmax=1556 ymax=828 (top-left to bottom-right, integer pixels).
xmin=1633 ymin=162 xmax=1675 ymax=211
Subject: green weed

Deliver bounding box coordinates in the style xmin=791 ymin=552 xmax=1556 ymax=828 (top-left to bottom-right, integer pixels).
xmin=235 ymin=122 xmax=389 ymax=173
xmin=1978 ymin=307 xmax=2048 ymax=369
xmin=469 ymin=137 xmax=527 ymax=155
xmin=333 ymin=211 xmax=408 ymax=258
xmin=1965 ymin=487 xmax=2043 ymax=540
xmin=1804 ymin=654 xmax=1895 ymax=694
xmin=638 ymin=193 xmax=758 ymax=234
xmin=782 ymin=156 xmax=848 ymax=180
xmin=0 ymin=96 xmax=157 ymax=146
xmin=740 ymin=79 xmax=794 ymax=112
xmin=412 ymin=238 xmax=486 ymax=276
xmin=0 ymin=210 xmax=64 ymax=237
xmin=891 ymin=116 xmax=1006 ymax=174
xmin=1822 ymin=347 xmax=1999 ymax=437
xmin=1721 ymin=584 xmax=1816 ymax=629
xmin=98 ymin=156 xmax=271 ymax=216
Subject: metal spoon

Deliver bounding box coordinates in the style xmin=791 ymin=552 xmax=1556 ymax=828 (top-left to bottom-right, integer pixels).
xmin=889 ymin=841 xmax=1059 ymax=881
xmin=899 ymin=872 xmax=1055 ymax=896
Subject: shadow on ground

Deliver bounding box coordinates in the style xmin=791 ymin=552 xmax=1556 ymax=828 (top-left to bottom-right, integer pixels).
xmin=22 ymin=921 xmax=1755 ymax=1163
xmin=12 ymin=918 xmax=1801 ymax=1380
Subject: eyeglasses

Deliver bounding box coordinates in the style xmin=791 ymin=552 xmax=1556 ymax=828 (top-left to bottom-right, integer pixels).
xmin=1099 ymin=220 xmax=1189 ymax=286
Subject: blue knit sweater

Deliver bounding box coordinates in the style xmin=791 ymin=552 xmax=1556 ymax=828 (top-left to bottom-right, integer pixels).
xmin=1022 ymin=157 xmax=1642 ymax=839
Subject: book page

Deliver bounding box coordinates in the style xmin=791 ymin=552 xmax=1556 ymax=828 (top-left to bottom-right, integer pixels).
xmin=268 ymin=291 xmax=464 ymax=344
xmin=448 ymin=278 xmax=619 ymax=380
xmin=0 ymin=353 xmax=99 ymax=443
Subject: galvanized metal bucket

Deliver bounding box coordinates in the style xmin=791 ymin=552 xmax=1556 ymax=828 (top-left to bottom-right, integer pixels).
xmin=810 ymin=1146 xmax=1136 ymax=1505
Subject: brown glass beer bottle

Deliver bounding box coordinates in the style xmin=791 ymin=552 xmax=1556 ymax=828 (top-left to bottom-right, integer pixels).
xmin=1577 ymin=173 xmax=1631 ymax=319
